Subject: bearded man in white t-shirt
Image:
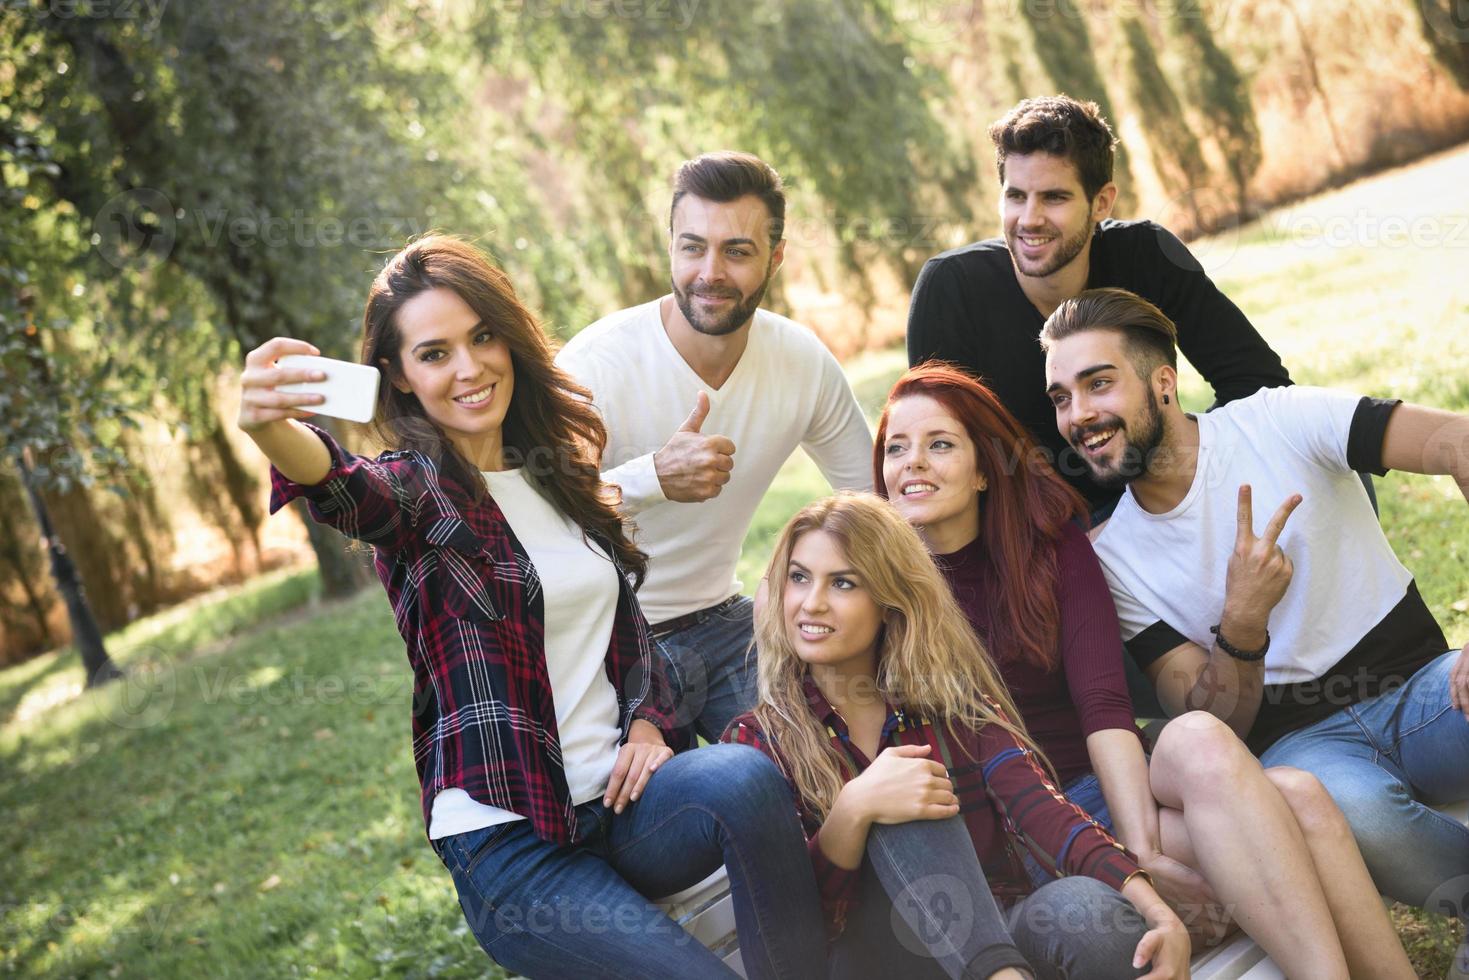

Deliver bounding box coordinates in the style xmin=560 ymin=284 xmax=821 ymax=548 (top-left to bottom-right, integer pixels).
xmin=1040 ymin=286 xmax=1469 ymax=970
xmin=557 ymin=151 xmax=873 ymax=746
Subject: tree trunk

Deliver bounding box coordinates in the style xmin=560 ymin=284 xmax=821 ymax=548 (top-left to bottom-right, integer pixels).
xmin=0 ymin=477 xmax=54 ymax=653
xmin=16 ymin=454 xmax=120 ymax=686
xmin=206 ymin=417 xmax=263 ymax=573
xmin=1279 ymin=0 xmax=1350 ymax=168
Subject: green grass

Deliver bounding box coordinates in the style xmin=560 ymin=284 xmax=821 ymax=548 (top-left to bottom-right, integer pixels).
xmin=5 ymin=147 xmax=1469 ymax=977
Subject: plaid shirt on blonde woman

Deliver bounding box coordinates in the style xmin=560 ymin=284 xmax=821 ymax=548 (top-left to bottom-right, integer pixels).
xmin=723 ymin=675 xmax=1145 ymax=934
xmin=270 ymin=423 xmax=676 ymax=845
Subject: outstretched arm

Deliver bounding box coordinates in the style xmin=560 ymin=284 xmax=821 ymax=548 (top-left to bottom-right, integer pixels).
xmin=237 ymin=337 xmax=332 ymax=485
xmin=1378 ymin=402 xmax=1469 ymax=505
xmin=1378 ymin=402 xmax=1469 ymax=719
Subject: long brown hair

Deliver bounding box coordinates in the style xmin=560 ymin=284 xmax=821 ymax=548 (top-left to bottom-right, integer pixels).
xmin=750 ymin=493 xmax=1049 ymax=822
xmin=874 ymin=363 xmax=1087 ymax=670
xmin=360 ymin=235 xmax=647 ymax=584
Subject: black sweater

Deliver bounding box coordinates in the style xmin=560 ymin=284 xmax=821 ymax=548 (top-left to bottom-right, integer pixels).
xmin=906 ymin=218 xmax=1292 ymax=508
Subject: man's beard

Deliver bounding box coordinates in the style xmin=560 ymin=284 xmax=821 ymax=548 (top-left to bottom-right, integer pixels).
xmin=1075 ymin=388 xmax=1166 ymax=488
xmin=1008 ymin=218 xmax=1092 ymax=279
xmin=673 ymin=261 xmax=773 ymax=336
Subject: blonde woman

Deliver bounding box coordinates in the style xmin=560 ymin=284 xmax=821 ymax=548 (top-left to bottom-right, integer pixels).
xmin=723 ymin=493 xmax=1189 ymax=980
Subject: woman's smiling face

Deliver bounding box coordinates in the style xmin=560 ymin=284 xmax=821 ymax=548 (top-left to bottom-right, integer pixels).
xmin=881 ymin=394 xmax=987 ymax=552
xmin=782 ymin=529 xmax=885 ymax=674
xmin=391 ymin=286 xmax=515 ymax=470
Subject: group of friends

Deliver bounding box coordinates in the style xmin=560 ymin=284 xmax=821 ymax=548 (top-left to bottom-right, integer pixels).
xmin=236 ymin=95 xmax=1469 ymax=979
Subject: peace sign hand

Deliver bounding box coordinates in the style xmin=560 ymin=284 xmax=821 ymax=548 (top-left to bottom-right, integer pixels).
xmin=1221 ymin=485 xmax=1302 ymax=641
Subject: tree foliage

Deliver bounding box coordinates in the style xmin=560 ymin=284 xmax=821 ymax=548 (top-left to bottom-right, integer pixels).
xmin=4 ymin=0 xmax=1468 ymax=662
xmin=1167 ymin=0 xmax=1262 ymax=211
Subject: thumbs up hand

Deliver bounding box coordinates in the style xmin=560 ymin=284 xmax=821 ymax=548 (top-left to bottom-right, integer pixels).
xmin=654 ymin=391 xmax=737 ymax=502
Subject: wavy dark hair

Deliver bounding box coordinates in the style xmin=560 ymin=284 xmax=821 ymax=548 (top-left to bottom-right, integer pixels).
xmin=360 ymin=235 xmax=647 ymax=584
xmin=989 ymin=94 xmax=1117 ymax=200
xmin=874 ymin=363 xmax=1087 ymax=670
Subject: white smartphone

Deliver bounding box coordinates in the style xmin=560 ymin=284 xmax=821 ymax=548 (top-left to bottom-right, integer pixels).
xmin=277 ymin=354 xmax=382 ymax=424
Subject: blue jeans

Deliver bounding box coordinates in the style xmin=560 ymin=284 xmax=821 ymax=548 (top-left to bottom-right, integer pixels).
xmin=829 ymin=818 xmax=1031 ymax=979
xmin=431 ymin=743 xmax=827 ymax=979
xmin=654 ymin=595 xmax=757 ymax=745
xmin=832 ymin=817 xmax=1145 ymax=980
xmin=1259 ymin=649 xmax=1469 ymax=921
xmin=1005 ymin=878 xmax=1147 ymax=980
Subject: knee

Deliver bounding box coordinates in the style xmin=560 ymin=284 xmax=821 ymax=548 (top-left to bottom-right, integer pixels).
xmin=682 ymin=743 xmax=790 ymax=817
xmin=1013 ymin=878 xmax=1146 ymax=972
xmin=1265 ymin=767 xmax=1352 ymax=840
xmin=1153 ymin=711 xmax=1255 ymax=796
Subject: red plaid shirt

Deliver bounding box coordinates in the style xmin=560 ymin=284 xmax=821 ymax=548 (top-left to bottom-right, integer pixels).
xmin=270 ymin=424 xmax=676 ymax=844
xmin=723 ymin=676 xmax=1143 ymax=934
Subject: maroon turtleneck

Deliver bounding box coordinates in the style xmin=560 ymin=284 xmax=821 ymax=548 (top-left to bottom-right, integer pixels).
xmin=936 ymin=520 xmax=1144 ymax=785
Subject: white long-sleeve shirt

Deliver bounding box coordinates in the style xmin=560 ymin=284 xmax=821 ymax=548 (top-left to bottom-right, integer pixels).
xmin=557 ymin=299 xmax=873 ymax=623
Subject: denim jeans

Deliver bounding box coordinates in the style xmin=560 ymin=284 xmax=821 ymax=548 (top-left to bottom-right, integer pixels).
xmin=431 ymin=743 xmax=827 ymax=979
xmin=831 ymin=817 xmax=1145 ymax=980
xmin=654 ymin=595 xmax=758 ymax=745
xmin=1005 ymin=878 xmax=1148 ymax=980
xmin=1259 ymin=649 xmax=1469 ymax=922
xmin=829 ymin=817 xmax=1031 ymax=979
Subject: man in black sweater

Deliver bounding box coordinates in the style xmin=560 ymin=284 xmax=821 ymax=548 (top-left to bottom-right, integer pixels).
xmin=907 ymin=95 xmax=1292 ymax=511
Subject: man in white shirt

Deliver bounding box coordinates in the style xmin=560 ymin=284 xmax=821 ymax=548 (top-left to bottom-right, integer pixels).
xmin=1040 ymin=287 xmax=1469 ymax=968
xmin=557 ymin=151 xmax=873 ymax=745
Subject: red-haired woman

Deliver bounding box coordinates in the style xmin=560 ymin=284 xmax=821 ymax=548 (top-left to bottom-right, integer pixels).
xmin=874 ymin=362 xmax=1413 ymax=978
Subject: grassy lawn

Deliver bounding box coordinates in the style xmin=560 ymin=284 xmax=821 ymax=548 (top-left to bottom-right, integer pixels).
xmin=5 ymin=145 xmax=1468 ymax=977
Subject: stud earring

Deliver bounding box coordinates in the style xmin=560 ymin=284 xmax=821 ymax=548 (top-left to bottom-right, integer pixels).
xmin=1162 ymin=394 xmax=1170 ymax=405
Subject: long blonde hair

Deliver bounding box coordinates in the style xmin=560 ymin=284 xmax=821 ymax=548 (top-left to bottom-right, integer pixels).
xmin=751 ymin=492 xmax=1051 ymax=821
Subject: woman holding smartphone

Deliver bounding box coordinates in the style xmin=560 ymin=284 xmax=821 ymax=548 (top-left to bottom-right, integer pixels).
xmin=726 ymin=492 xmax=1193 ymax=980
xmin=874 ymin=363 xmax=1414 ymax=978
xmin=236 ymin=235 xmax=826 ymax=979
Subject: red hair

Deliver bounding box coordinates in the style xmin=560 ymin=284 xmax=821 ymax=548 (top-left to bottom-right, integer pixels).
xmin=874 ymin=362 xmax=1088 ymax=671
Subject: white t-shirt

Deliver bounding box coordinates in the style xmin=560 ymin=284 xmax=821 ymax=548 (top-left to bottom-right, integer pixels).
xmin=428 ymin=467 xmax=622 ymax=840
xmin=556 ymin=299 xmax=873 ymax=624
xmin=1092 ymin=386 xmax=1445 ymax=749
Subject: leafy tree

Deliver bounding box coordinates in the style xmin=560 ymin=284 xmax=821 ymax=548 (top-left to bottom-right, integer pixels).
xmin=35 ymin=1 xmax=472 ymax=596
xmin=1168 ymin=0 xmax=1262 ymax=212
xmin=1122 ymin=16 xmax=1206 ymax=226
xmin=1 ymin=23 xmax=131 ymax=681
xmin=1015 ymin=0 xmax=1135 ymax=212
xmin=466 ymin=0 xmax=970 ymax=327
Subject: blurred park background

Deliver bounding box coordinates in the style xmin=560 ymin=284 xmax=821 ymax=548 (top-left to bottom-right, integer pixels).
xmin=3 ymin=0 xmax=1469 ymax=975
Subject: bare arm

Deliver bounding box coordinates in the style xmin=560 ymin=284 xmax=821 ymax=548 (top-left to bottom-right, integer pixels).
xmin=236 ymin=337 xmax=332 ymax=485
xmin=1147 ymin=636 xmax=1267 ymax=739
xmin=1086 ymin=729 xmax=1160 ymax=857
xmin=814 ymin=784 xmax=876 ymax=871
xmin=1121 ymin=875 xmax=1191 ymax=980
xmin=1379 ymin=402 xmax=1469 ymax=505
xmin=1379 ymin=403 xmax=1469 ymax=722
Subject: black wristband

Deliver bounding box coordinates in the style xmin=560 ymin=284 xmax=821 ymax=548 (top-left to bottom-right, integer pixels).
xmin=1210 ymin=624 xmax=1269 ymax=662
